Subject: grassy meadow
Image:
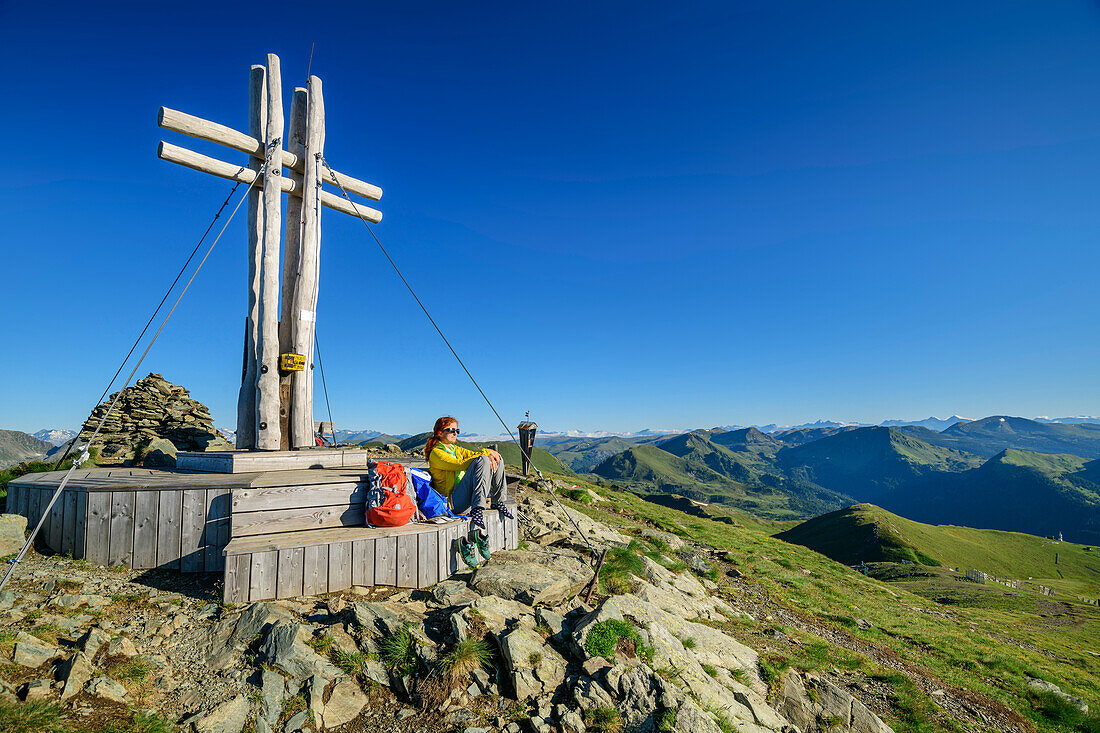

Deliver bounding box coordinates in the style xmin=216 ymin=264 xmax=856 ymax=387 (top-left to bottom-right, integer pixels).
xmin=525 ymin=470 xmax=1100 ymax=733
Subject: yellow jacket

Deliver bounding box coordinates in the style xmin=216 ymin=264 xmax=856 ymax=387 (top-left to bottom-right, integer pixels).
xmin=428 ymin=443 xmax=491 ymax=497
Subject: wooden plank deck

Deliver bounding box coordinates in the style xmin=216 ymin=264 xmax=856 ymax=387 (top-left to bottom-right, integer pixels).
xmin=5 ymin=462 xmax=519 ymax=600
xmin=220 ymin=512 xmax=517 ymax=604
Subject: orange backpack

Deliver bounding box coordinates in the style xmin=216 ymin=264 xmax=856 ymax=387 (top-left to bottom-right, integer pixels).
xmin=366 ymin=462 xmax=417 ymax=527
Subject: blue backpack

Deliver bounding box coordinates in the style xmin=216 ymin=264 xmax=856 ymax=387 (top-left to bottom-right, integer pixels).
xmin=410 ymin=468 xmax=456 ymax=519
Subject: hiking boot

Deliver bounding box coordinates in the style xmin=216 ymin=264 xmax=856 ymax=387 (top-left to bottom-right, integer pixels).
xmin=472 ymin=529 xmax=492 ymax=562
xmin=456 ymin=537 xmax=479 ymax=570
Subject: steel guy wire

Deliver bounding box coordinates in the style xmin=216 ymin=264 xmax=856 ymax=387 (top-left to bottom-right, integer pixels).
xmin=319 ymin=156 xmax=595 ymax=554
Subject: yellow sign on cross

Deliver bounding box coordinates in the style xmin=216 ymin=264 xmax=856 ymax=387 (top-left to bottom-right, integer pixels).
xmin=279 ymin=353 xmax=306 ymax=372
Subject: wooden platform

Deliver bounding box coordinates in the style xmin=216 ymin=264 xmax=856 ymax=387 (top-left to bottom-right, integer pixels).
xmin=5 ymin=462 xmax=421 ymax=573
xmin=176 ymin=449 xmax=376 ymax=474
xmin=221 ymin=513 xmax=516 ymax=603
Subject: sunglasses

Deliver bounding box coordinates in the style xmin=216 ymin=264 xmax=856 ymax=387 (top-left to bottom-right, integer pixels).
xmin=443 ymin=428 xmax=460 ymax=435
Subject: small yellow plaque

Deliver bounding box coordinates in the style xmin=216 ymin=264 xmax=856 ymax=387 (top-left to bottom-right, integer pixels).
xmin=279 ymin=353 xmax=306 ymax=372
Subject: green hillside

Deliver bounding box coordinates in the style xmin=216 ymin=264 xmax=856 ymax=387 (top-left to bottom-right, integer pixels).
xmin=776 ymin=503 xmax=1100 ymax=596
xmin=886 ymin=449 xmax=1100 ymax=545
xmin=536 ymin=433 xmax=668 ymax=472
xmin=592 ymin=436 xmax=853 ymax=519
xmin=777 ymin=426 xmax=982 ymax=501
xmin=530 ymin=473 xmax=1100 ymax=732
xmin=900 ymin=416 xmax=1100 ymax=459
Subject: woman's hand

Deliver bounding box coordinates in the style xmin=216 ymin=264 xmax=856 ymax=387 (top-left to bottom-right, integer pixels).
xmin=487 ymin=449 xmax=503 ymax=470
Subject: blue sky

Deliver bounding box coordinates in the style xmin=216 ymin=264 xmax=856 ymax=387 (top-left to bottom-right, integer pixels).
xmin=2 ymin=1 xmax=1099 ymax=436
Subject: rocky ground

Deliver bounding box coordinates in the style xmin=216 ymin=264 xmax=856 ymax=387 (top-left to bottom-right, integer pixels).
xmin=0 ymin=478 xmax=1064 ymax=733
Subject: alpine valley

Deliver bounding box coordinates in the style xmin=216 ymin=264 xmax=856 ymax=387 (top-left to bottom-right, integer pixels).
xmin=535 ymin=416 xmax=1100 ymax=545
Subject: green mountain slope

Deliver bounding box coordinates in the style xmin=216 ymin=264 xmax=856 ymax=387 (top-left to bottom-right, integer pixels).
xmin=776 ymin=503 xmax=1100 ymax=595
xmin=537 ymin=475 xmax=1100 ymax=731
xmin=886 ymin=448 xmax=1100 ymax=545
xmin=536 ymin=434 xmax=669 ymax=472
xmin=777 ymin=426 xmax=982 ymax=502
xmin=0 ymin=429 xmax=52 ymax=469
xmin=899 ymin=416 xmax=1100 ymax=459
xmin=592 ymin=435 xmax=853 ymax=519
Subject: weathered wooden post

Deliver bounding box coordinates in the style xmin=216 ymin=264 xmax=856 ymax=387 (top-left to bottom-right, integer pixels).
xmin=518 ymin=417 xmax=538 ymax=476
xmin=157 ymin=52 xmax=383 ymax=453
xmin=279 ymin=88 xmax=308 ymax=449
xmin=290 ymin=75 xmax=326 ymax=449
xmin=235 ymin=64 xmax=267 ymax=450
xmin=255 ymin=53 xmax=284 ymax=451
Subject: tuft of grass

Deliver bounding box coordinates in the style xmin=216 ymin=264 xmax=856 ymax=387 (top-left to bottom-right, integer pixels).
xmin=702 ymin=664 xmax=718 ymax=678
xmin=29 ymin=623 xmax=63 ymax=643
xmin=306 ymin=634 xmax=334 ymax=656
xmin=699 ymin=566 xmax=721 ymax=582
xmin=1029 ymin=689 xmax=1100 ymax=732
xmin=379 ymin=624 xmax=419 ymax=676
xmin=528 ymin=651 xmax=542 ymax=666
xmin=655 ymin=706 xmax=678 ymax=733
xmin=585 ymin=707 xmax=622 ymax=733
xmin=109 ymin=592 xmax=152 ymax=610
xmin=584 ymin=618 xmax=653 ymax=664
xmin=280 ymin=694 xmax=307 ymax=724
xmin=870 ymin=670 xmax=941 ymax=732
xmin=707 ymin=706 xmax=736 ymax=733
xmin=599 ymin=541 xmax=647 ymax=595
xmin=331 ymin=648 xmax=366 ymax=677
xmin=758 ymin=655 xmax=790 ymax=696
xmin=563 ymin=488 xmax=593 ymax=505
xmin=99 ymin=712 xmax=177 ymax=733
xmin=107 ymin=656 xmax=151 ymax=685
xmin=0 ymin=698 xmax=67 ymax=733
xmin=438 ymin=638 xmax=491 ymax=683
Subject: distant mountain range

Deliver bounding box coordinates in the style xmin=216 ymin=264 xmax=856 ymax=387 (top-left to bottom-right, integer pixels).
xmin=32 ymin=429 xmax=77 ymax=447
xmin=572 ymin=416 xmax=1100 ymax=543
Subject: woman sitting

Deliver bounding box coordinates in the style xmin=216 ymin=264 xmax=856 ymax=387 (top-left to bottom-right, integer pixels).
xmin=425 ymin=416 xmax=513 ymax=568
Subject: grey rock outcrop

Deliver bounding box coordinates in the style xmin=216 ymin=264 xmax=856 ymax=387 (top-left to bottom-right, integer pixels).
xmin=778 ymin=672 xmax=894 ymax=733
xmin=323 ymin=679 xmax=370 ymax=728
xmin=1027 ymin=677 xmax=1088 ymax=714
xmin=0 ymin=515 xmax=27 ymax=556
xmin=87 ymin=675 xmax=128 ymax=702
xmin=13 ymin=632 xmax=59 ymax=668
xmin=194 ymin=693 xmax=250 ymax=733
xmin=470 ymin=549 xmax=592 ymax=606
xmin=259 ymin=624 xmax=342 ymax=682
xmin=499 ymin=626 xmax=567 ymax=700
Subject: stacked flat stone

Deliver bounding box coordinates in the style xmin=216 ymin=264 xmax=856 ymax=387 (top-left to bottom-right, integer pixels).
xmin=77 ymin=373 xmax=231 ymax=465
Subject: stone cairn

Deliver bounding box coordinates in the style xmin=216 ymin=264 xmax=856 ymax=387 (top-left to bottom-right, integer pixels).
xmin=77 ymin=373 xmax=230 ymax=465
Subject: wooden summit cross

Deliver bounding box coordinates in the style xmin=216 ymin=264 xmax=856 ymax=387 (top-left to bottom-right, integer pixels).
xmin=157 ymin=53 xmax=382 ymax=451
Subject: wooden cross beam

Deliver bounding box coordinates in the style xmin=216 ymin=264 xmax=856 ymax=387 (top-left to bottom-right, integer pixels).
xmin=157 ymin=53 xmax=383 ymax=451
